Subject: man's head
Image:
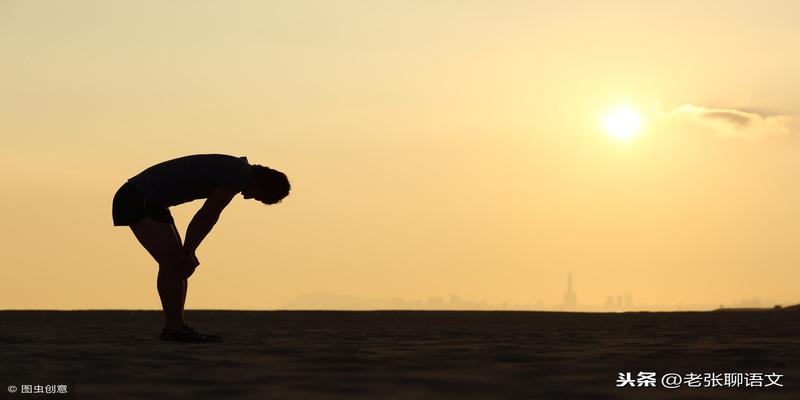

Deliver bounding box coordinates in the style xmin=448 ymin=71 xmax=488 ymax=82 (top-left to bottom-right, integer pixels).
xmin=242 ymin=165 xmax=290 ymax=205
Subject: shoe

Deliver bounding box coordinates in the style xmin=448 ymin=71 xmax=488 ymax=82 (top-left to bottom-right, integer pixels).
xmin=182 ymin=323 xmax=224 ymax=342
xmin=159 ymin=324 xmax=223 ymax=343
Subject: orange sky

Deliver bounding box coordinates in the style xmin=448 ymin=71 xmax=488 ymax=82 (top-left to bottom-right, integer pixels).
xmin=1 ymin=1 xmax=799 ymax=310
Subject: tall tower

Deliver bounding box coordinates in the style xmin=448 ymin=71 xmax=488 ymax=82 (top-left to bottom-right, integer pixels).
xmin=563 ymin=273 xmax=576 ymax=308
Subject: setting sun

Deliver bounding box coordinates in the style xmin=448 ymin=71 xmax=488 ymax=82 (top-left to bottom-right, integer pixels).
xmin=603 ymin=106 xmax=642 ymax=140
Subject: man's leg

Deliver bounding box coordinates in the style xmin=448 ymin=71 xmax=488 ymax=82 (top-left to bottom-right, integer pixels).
xmin=156 ymin=268 xmax=185 ymax=331
xmin=169 ymin=223 xmax=189 ymax=316
xmin=181 ymin=279 xmax=188 ymax=311
xmin=130 ymin=216 xmax=187 ymax=331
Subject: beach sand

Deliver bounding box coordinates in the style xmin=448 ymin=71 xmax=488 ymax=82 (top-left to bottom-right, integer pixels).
xmin=0 ymin=310 xmax=797 ymax=399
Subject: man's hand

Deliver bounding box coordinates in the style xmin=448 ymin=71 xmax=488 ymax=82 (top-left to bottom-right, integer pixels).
xmin=183 ymin=248 xmax=200 ymax=278
xmin=186 ymin=249 xmax=200 ymax=268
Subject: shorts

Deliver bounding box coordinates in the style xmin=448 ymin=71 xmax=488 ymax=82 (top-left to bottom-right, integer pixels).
xmin=112 ymin=181 xmax=175 ymax=226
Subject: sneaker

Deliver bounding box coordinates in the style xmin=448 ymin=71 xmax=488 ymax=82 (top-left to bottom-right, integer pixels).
xmin=182 ymin=324 xmax=224 ymax=342
xmin=159 ymin=324 xmax=223 ymax=343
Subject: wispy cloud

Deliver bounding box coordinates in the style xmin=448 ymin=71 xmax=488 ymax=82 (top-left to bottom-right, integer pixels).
xmin=657 ymin=104 xmax=798 ymax=139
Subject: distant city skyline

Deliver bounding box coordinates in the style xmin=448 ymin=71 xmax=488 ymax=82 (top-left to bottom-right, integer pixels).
xmin=281 ymin=286 xmax=787 ymax=312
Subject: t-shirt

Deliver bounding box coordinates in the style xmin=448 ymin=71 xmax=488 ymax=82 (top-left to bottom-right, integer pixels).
xmin=127 ymin=154 xmax=251 ymax=207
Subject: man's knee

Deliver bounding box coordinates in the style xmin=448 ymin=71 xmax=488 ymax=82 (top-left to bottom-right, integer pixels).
xmin=155 ymin=250 xmax=185 ymax=269
xmin=158 ymin=261 xmax=185 ymax=277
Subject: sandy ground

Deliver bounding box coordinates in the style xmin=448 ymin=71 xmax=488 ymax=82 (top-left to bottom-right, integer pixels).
xmin=0 ymin=310 xmax=797 ymax=400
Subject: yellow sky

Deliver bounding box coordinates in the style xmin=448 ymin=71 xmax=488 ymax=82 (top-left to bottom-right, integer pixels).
xmin=2 ymin=1 xmax=799 ymax=310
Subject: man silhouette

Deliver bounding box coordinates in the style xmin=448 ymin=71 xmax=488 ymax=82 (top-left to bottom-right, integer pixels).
xmin=112 ymin=154 xmax=290 ymax=343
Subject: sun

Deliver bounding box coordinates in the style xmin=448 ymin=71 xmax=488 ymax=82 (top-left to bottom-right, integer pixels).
xmin=603 ymin=106 xmax=642 ymax=140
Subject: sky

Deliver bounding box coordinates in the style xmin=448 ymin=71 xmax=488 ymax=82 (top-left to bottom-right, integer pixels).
xmin=1 ymin=0 xmax=799 ymax=310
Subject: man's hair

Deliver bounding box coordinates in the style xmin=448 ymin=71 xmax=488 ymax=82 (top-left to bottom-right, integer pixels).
xmin=252 ymin=164 xmax=290 ymax=205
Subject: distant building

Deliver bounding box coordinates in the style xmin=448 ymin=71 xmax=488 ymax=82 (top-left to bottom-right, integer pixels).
xmin=563 ymin=273 xmax=576 ymax=307
xmin=604 ymin=293 xmax=634 ymax=310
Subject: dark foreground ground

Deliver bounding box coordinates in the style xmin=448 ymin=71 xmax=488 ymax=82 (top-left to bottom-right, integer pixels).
xmin=0 ymin=310 xmax=797 ymax=400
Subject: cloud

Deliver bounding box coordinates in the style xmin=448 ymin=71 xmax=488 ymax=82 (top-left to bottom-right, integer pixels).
xmin=657 ymin=104 xmax=798 ymax=139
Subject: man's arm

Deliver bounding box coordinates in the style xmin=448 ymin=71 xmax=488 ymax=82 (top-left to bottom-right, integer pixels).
xmin=183 ymin=186 xmax=238 ymax=253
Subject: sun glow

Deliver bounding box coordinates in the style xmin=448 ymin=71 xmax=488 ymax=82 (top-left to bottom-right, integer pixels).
xmin=603 ymin=106 xmax=642 ymax=140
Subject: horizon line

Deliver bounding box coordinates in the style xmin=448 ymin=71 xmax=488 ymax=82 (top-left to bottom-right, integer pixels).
xmin=1 ymin=307 xmax=794 ymax=313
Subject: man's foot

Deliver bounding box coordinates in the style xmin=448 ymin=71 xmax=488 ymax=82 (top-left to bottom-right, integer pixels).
xmin=159 ymin=324 xmax=223 ymax=343
xmin=182 ymin=323 xmax=224 ymax=342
